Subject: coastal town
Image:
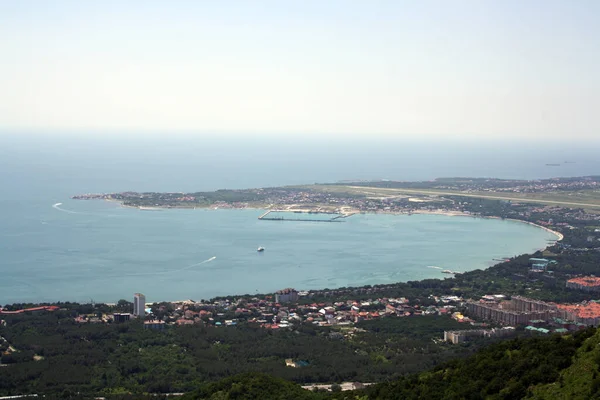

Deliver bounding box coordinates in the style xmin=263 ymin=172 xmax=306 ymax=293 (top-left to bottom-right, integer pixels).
xmin=110 ymin=281 xmax=600 ymax=337
xmin=5 ymin=264 xmax=600 ymax=340
xmin=7 ymin=176 xmax=600 ymax=340
xmin=70 ymin=176 xmax=600 ymax=214
xmin=3 ymin=176 xmax=600 ymax=395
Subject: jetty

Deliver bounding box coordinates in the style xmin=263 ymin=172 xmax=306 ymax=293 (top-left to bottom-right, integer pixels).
xmin=258 ymin=210 xmax=271 ymax=219
xmin=258 ymin=210 xmax=347 ymax=223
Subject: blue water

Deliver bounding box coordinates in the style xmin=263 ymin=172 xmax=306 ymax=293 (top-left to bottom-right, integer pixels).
xmin=265 ymin=211 xmax=341 ymax=221
xmin=0 ymin=134 xmax=592 ymax=304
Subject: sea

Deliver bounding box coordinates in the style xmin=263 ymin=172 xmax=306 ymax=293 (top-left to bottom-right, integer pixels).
xmin=0 ymin=133 xmax=598 ymax=304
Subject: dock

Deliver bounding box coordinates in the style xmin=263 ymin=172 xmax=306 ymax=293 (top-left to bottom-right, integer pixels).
xmin=258 ymin=210 xmax=347 ymax=223
xmin=332 ymin=212 xmax=356 ymax=220
xmin=258 ymin=210 xmax=271 ymax=219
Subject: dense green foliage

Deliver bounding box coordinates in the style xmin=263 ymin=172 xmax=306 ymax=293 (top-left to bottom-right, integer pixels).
xmin=182 ymin=373 xmax=328 ymax=400
xmin=4 ymin=309 xmax=599 ymax=399
xmin=531 ymin=328 xmax=600 ymax=399
xmin=358 ymin=315 xmax=480 ymax=340
xmin=0 ymin=312 xmax=478 ymax=396
xmin=182 ymin=328 xmax=600 ymax=400
xmin=359 ymin=328 xmax=596 ymax=399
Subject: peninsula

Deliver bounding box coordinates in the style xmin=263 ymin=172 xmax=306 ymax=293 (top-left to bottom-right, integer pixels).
xmin=72 ymin=176 xmax=600 ymax=214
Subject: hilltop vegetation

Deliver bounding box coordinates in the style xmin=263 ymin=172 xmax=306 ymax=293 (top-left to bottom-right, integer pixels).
xmin=182 ymin=373 xmax=328 ymax=400
xmin=0 ymin=310 xmax=482 ymax=396
xmin=531 ymin=328 xmax=600 ymax=399
xmin=13 ymin=325 xmax=595 ymax=399
xmin=180 ymin=328 xmax=600 ymax=400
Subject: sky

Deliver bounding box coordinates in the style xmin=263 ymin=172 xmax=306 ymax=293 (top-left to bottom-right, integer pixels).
xmin=0 ymin=0 xmax=599 ymax=139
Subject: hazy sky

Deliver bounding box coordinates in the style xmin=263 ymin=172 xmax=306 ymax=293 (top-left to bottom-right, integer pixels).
xmin=1 ymin=1 xmax=599 ymax=138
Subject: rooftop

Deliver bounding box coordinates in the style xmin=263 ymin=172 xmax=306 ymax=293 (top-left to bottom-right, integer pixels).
xmin=567 ymin=276 xmax=600 ymax=287
xmin=558 ymin=302 xmax=600 ymax=319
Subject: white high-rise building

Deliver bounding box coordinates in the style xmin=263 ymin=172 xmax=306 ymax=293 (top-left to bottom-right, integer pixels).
xmin=133 ymin=293 xmax=146 ymax=318
xmin=275 ymin=288 xmax=298 ymax=303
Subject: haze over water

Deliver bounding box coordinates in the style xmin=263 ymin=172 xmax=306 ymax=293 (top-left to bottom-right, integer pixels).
xmin=0 ymin=135 xmax=592 ymax=304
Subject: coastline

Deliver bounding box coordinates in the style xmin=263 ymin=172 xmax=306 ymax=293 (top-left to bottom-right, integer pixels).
xmin=9 ymin=200 xmax=565 ymax=304
xmin=505 ymin=218 xmax=564 ymax=242
xmin=105 ymin=197 xmax=564 ymax=243
xmin=380 ymin=210 xmax=564 ymax=252
xmin=93 ymin=198 xmax=562 ymax=280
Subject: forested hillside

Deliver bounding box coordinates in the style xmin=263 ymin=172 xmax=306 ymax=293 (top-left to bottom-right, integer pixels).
xmin=181 ymin=328 xmax=600 ymax=400
xmin=0 ymin=310 xmax=479 ymax=396
xmin=531 ymin=328 xmax=600 ymax=399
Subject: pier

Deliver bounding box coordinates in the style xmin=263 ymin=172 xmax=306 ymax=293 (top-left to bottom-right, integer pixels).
xmin=258 ymin=210 xmax=347 ymax=223
xmin=258 ymin=210 xmax=271 ymax=219
xmin=332 ymin=212 xmax=356 ymax=220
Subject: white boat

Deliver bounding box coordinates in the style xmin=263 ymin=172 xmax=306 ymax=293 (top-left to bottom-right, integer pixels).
xmin=257 ymin=247 xmax=265 ymax=252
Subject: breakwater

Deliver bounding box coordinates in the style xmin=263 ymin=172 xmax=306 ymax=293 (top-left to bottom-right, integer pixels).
xmin=258 ymin=210 xmax=347 ymax=222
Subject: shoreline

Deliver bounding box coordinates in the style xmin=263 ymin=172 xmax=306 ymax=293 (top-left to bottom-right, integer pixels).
xmin=44 ymin=200 xmax=562 ymax=300
xmin=113 ymin=201 xmax=564 ymax=242
xmin=505 ymin=218 xmax=564 ymax=242
xmin=105 ymin=196 xmax=563 ymax=245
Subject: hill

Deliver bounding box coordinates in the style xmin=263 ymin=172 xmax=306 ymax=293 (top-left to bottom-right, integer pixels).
xmin=182 ymin=328 xmax=600 ymax=400
xmin=531 ymin=328 xmax=600 ymax=399
xmin=181 ymin=373 xmax=328 ymax=400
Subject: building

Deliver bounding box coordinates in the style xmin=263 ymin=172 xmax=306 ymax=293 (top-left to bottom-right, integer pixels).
xmin=285 ymin=358 xmax=296 ymax=367
xmin=465 ymin=296 xmax=558 ymax=325
xmin=275 ymin=288 xmax=299 ymax=303
xmin=511 ymin=296 xmax=556 ymax=313
xmin=143 ymin=320 xmax=166 ymax=330
xmin=529 ymin=258 xmax=555 ymax=271
xmin=113 ymin=313 xmax=131 ymax=323
xmin=557 ymin=302 xmax=600 ymax=326
xmin=444 ymin=327 xmax=515 ymax=344
xmin=566 ymin=276 xmax=600 ymax=292
xmin=284 ymin=358 xmax=309 ymax=367
xmin=525 ymin=326 xmax=550 ymax=334
xmin=133 ymin=293 xmax=146 ymax=318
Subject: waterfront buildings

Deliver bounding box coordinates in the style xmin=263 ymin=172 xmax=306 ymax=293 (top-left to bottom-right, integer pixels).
xmin=566 ymin=276 xmax=600 ymax=292
xmin=465 ymin=294 xmax=600 ymax=328
xmin=133 ymin=293 xmax=146 ymax=318
xmin=465 ymin=296 xmax=558 ymax=325
xmin=529 ymin=258 xmax=555 ymax=272
xmin=275 ymin=288 xmax=299 ymax=303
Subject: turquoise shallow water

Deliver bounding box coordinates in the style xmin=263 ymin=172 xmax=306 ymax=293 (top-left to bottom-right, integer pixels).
xmin=0 ymin=198 xmax=557 ymax=304
xmin=1 ymin=135 xmax=586 ymax=305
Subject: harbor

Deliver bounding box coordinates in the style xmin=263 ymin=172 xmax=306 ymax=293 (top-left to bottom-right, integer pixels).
xmin=258 ymin=210 xmax=351 ymax=222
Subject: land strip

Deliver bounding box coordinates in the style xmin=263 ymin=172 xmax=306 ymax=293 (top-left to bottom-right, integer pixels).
xmin=300 ymin=184 xmax=600 ymax=210
xmin=72 ymin=176 xmax=600 ymax=213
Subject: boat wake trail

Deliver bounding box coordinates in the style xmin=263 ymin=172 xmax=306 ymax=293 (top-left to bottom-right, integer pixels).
xmin=123 ymin=257 xmax=218 ymax=278
xmin=426 ymin=266 xmax=443 ymax=270
xmin=52 ymin=203 xmax=80 ymax=214
xmin=179 ymin=256 xmax=217 ymax=271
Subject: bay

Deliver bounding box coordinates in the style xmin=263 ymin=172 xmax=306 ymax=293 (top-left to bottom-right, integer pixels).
xmin=0 ymin=198 xmax=556 ymax=304
xmin=0 ymin=134 xmax=583 ymax=304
